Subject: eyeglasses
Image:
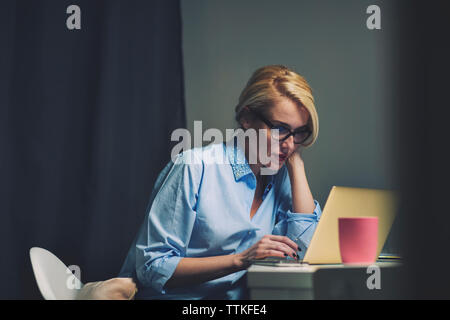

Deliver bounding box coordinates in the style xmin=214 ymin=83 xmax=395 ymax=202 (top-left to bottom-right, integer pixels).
xmin=255 ymin=112 xmax=312 ymax=145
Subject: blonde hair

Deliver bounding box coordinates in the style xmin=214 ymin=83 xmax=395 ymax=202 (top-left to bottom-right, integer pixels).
xmin=235 ymin=65 xmax=319 ymax=146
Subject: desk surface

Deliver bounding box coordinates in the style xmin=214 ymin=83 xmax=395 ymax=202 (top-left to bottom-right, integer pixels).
xmin=247 ymin=261 xmax=402 ymax=299
xmin=248 ymin=261 xmax=401 ymax=273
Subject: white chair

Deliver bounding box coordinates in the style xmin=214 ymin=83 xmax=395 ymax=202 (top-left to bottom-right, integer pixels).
xmin=29 ymin=247 xmax=82 ymax=300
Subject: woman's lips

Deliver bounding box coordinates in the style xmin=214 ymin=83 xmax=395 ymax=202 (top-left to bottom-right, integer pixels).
xmin=278 ymin=154 xmax=288 ymax=161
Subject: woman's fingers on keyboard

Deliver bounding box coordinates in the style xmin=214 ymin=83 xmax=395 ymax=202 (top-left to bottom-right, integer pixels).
xmin=261 ymin=240 xmax=297 ymax=259
xmin=266 ymin=235 xmax=299 ymax=253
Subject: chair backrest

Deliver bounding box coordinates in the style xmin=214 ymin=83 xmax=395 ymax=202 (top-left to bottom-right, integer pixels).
xmin=29 ymin=247 xmax=83 ymax=300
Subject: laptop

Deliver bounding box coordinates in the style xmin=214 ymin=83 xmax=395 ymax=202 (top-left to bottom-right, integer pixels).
xmin=253 ymin=186 xmax=397 ymax=266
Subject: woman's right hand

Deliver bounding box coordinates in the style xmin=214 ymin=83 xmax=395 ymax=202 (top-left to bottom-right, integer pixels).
xmin=235 ymin=235 xmax=300 ymax=269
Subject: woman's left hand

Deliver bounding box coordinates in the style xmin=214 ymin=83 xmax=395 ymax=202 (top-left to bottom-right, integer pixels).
xmin=285 ymin=148 xmax=304 ymax=172
xmin=284 ymin=147 xmax=316 ymax=213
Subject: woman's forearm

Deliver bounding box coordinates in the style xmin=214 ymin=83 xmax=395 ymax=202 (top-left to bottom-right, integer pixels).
xmin=286 ymin=152 xmax=316 ymax=214
xmin=165 ymin=254 xmax=244 ymax=289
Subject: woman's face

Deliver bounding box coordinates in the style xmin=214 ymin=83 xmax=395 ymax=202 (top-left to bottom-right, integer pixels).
xmin=245 ymin=96 xmax=310 ymax=172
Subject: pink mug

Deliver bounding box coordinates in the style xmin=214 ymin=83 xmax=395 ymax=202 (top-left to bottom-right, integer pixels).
xmin=338 ymin=217 xmax=378 ymax=264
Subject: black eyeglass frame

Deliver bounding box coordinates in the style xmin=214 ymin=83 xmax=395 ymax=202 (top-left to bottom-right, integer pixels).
xmin=254 ymin=112 xmax=312 ymax=145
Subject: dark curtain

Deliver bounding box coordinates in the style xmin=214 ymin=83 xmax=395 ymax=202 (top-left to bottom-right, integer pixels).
xmin=0 ymin=0 xmax=185 ymax=299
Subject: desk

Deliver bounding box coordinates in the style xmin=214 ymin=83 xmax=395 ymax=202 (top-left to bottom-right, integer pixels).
xmin=247 ymin=261 xmax=403 ymax=299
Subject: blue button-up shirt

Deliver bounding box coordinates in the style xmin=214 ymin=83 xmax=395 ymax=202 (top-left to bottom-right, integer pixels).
xmin=119 ymin=138 xmax=322 ymax=299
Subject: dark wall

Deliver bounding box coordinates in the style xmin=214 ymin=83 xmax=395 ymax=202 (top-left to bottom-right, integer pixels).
xmin=181 ymin=0 xmax=399 ymax=211
xmin=393 ymin=0 xmax=450 ymax=299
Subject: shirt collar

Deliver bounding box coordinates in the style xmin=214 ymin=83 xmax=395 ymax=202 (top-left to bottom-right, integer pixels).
xmin=224 ymin=136 xmax=253 ymax=182
xmin=223 ymin=135 xmax=276 ymax=186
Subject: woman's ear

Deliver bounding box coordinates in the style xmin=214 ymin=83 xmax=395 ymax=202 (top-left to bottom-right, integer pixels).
xmin=241 ymin=118 xmax=250 ymax=129
xmin=240 ymin=106 xmax=252 ymax=129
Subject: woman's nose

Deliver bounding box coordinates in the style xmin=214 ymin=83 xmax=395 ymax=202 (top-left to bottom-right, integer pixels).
xmin=280 ymin=135 xmax=295 ymax=152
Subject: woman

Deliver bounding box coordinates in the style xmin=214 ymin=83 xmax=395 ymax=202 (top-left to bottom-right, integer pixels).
xmin=119 ymin=65 xmax=321 ymax=299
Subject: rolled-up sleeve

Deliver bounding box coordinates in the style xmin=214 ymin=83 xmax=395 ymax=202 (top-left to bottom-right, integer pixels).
xmin=272 ymin=168 xmax=322 ymax=259
xmin=134 ymin=150 xmax=203 ymax=294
